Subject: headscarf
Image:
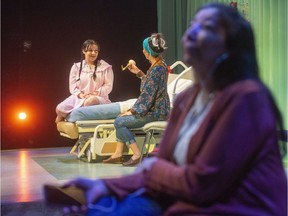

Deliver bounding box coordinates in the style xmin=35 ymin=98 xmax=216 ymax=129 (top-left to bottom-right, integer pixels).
xmin=143 ymin=37 xmax=158 ymax=57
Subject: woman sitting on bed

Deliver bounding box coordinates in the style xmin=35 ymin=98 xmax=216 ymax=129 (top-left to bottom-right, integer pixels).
xmin=55 ymin=39 xmax=114 ymax=123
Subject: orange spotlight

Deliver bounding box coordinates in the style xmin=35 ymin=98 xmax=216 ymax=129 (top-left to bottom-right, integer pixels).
xmin=18 ymin=112 xmax=27 ymax=120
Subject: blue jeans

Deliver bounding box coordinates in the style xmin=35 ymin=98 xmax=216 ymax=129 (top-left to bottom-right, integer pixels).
xmin=86 ymin=189 xmax=163 ymax=216
xmin=66 ymin=102 xmax=121 ymax=122
xmin=114 ymin=115 xmax=159 ymax=145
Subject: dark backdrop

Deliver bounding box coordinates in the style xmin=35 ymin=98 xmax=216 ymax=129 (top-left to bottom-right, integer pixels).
xmin=1 ymin=0 xmax=157 ymax=149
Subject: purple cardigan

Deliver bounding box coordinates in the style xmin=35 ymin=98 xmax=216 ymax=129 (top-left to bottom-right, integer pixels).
xmin=104 ymin=80 xmax=287 ymax=216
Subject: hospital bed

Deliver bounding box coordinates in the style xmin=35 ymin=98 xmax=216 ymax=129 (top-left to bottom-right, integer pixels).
xmin=57 ymin=61 xmax=194 ymax=162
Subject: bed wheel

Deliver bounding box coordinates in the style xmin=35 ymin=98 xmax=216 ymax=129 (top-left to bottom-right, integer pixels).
xmin=87 ymin=149 xmax=96 ymax=163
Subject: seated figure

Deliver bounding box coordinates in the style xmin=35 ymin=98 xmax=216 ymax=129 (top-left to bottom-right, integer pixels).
xmin=55 ymin=39 xmax=114 ymax=123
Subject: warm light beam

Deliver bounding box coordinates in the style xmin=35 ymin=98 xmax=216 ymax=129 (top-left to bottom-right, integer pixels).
xmin=18 ymin=112 xmax=27 ymax=120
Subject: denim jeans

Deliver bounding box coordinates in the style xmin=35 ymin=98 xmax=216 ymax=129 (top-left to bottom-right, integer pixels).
xmin=114 ymin=115 xmax=159 ymax=144
xmin=86 ymin=189 xmax=163 ymax=216
xmin=66 ymin=102 xmax=121 ymax=122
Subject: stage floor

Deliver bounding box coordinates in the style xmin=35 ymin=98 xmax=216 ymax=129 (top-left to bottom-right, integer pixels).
xmin=1 ymin=147 xmax=136 ymax=204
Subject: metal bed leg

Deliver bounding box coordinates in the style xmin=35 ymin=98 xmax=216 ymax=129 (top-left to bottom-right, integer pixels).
xmin=77 ymin=139 xmax=91 ymax=158
xmin=140 ymin=130 xmax=154 ymax=162
xmin=145 ymin=130 xmax=155 ymax=158
xmin=70 ymin=140 xmax=80 ymax=154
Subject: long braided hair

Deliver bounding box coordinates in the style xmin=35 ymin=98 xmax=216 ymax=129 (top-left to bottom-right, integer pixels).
xmin=76 ymin=39 xmax=100 ymax=81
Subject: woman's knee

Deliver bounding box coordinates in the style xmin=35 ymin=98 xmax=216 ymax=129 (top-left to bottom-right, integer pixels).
xmin=84 ymin=96 xmax=99 ymax=106
xmin=114 ymin=117 xmax=123 ymax=129
xmin=56 ymin=104 xmax=62 ymax=114
xmin=56 ymin=107 xmax=67 ymax=118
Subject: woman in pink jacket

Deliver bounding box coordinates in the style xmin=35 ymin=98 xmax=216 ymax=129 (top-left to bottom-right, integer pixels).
xmin=55 ymin=39 xmax=114 ymax=123
xmin=61 ymin=3 xmax=286 ymax=216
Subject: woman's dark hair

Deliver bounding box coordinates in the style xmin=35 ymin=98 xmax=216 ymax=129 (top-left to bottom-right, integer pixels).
xmin=198 ymin=3 xmax=259 ymax=89
xmin=201 ymin=3 xmax=284 ymax=155
xmin=77 ymin=39 xmax=100 ymax=81
xmin=148 ymin=33 xmax=167 ymax=54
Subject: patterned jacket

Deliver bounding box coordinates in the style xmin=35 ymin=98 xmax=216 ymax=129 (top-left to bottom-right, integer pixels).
xmin=131 ymin=62 xmax=170 ymax=120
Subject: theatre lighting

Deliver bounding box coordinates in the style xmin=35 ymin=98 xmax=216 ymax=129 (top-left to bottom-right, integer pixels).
xmin=18 ymin=112 xmax=27 ymax=120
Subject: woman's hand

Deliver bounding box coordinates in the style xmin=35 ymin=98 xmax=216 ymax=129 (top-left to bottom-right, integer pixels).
xmin=62 ymin=178 xmax=109 ymax=215
xmin=90 ymin=91 xmax=100 ymax=96
xmin=135 ymin=157 xmax=158 ymax=173
xmin=121 ymin=110 xmax=133 ymax=116
xmin=128 ymin=64 xmax=141 ymax=74
xmin=78 ymin=92 xmax=90 ymax=99
xmin=64 ymin=177 xmax=109 ymax=205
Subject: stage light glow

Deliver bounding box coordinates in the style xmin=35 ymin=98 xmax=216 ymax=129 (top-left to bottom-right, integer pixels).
xmin=18 ymin=112 xmax=27 ymax=120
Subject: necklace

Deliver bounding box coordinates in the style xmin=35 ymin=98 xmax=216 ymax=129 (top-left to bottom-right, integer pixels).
xmin=148 ymin=58 xmax=164 ymax=71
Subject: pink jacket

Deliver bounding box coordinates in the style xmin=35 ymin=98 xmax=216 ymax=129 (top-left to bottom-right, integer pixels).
xmin=69 ymin=59 xmax=113 ymax=100
xmin=56 ymin=60 xmax=113 ymax=113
